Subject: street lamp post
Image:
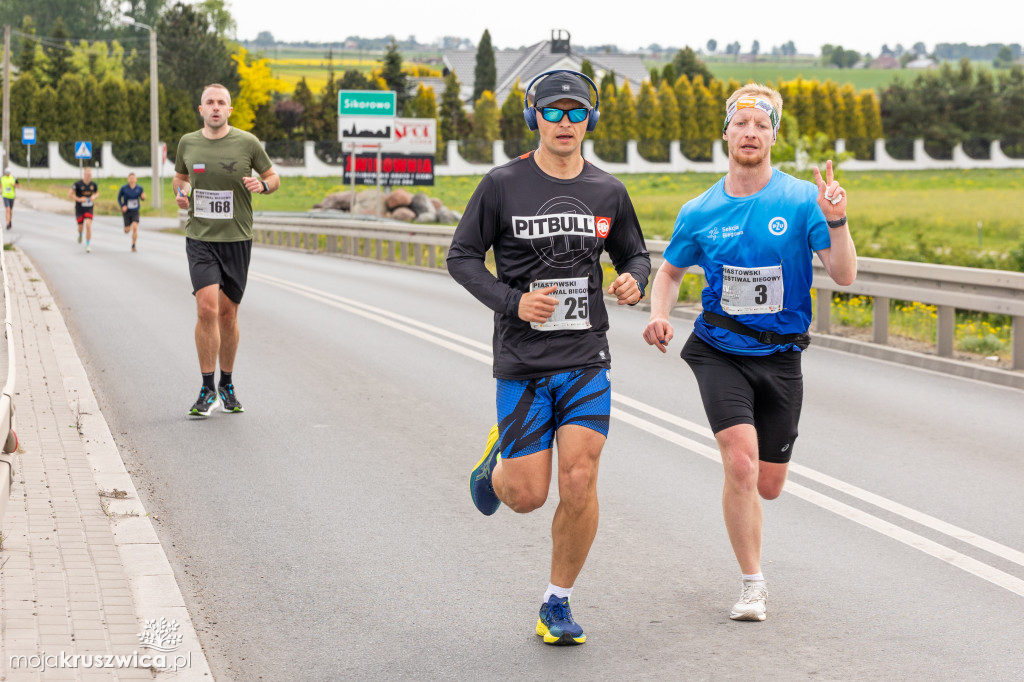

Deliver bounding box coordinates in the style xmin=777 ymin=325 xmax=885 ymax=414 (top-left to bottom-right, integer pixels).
xmin=124 ymin=17 xmax=161 ymax=211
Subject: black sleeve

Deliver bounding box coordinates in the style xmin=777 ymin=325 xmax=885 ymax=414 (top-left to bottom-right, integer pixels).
xmin=604 ymin=190 xmax=652 ymax=291
xmin=446 ymin=174 xmax=523 ymax=318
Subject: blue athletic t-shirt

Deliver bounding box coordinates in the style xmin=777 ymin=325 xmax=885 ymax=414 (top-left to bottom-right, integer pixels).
xmin=664 ymin=168 xmax=831 ymax=355
xmin=117 ymin=184 xmax=145 ymax=211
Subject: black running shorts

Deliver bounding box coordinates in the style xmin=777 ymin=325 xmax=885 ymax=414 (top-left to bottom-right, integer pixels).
xmin=75 ymin=205 xmax=93 ymax=223
xmin=122 ymin=210 xmax=140 ymax=227
xmin=680 ymin=334 xmax=803 ymax=464
xmin=186 ymin=238 xmax=252 ymax=304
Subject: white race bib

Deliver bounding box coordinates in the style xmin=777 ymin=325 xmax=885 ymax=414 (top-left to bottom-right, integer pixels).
xmin=530 ymin=277 xmax=591 ymax=331
xmin=82 ymin=198 xmax=93 ymax=208
xmin=127 ymin=198 xmax=139 ymax=209
xmin=720 ymin=265 xmax=784 ymax=315
xmin=193 ymin=189 xmax=234 ymax=220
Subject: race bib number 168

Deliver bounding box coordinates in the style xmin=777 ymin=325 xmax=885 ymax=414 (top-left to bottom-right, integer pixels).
xmin=193 ymin=189 xmax=234 ymax=220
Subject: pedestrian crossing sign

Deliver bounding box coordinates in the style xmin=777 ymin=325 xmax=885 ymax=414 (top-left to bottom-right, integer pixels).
xmin=74 ymin=141 xmax=93 ymax=159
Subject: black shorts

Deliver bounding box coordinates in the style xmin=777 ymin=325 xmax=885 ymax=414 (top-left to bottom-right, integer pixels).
xmin=3 ymin=198 xmax=13 ymax=208
xmin=681 ymin=334 xmax=803 ymax=464
xmin=123 ymin=210 xmax=140 ymax=227
xmin=75 ymin=206 xmax=94 ymax=223
xmin=186 ymin=238 xmax=253 ymax=304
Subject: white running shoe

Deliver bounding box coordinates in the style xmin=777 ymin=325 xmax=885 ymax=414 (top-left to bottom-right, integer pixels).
xmin=730 ymin=579 xmax=767 ymax=621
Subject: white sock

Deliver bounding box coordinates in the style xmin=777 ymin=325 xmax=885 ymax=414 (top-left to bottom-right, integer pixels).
xmin=543 ymin=583 xmax=573 ymax=602
xmin=742 ymin=572 xmax=765 ymax=583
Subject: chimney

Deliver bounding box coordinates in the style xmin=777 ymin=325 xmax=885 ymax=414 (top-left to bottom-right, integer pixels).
xmin=551 ymin=29 xmax=570 ymax=54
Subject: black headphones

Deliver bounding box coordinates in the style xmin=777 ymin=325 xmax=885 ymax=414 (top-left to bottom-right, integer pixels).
xmin=522 ymin=69 xmax=601 ymax=132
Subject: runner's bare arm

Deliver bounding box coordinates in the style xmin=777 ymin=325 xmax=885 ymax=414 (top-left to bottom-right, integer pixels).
xmin=813 ymin=160 xmax=857 ymax=286
xmin=642 ymin=262 xmax=688 ymax=353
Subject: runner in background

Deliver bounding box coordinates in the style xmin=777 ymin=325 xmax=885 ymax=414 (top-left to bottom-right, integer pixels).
xmin=2 ymin=168 xmax=19 ymax=230
xmin=174 ymin=83 xmax=279 ymax=417
xmin=69 ymin=167 xmax=98 ymax=253
xmin=117 ymin=173 xmax=146 ymax=252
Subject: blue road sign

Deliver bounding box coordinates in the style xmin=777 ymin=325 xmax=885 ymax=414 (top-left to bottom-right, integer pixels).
xmin=22 ymin=127 xmax=37 ymax=145
xmin=74 ymin=141 xmax=93 ymax=159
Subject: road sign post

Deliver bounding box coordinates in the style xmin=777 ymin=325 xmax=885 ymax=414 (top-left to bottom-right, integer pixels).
xmin=74 ymin=141 xmax=93 ymax=174
xmin=22 ymin=127 xmax=35 ymax=188
xmin=339 ymin=91 xmax=396 ymax=215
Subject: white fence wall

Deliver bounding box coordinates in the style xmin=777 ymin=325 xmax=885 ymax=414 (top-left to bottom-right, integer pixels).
xmin=5 ymin=138 xmax=1024 ymax=180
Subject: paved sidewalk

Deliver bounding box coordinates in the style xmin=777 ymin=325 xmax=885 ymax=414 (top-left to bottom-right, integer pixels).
xmin=0 ymin=248 xmax=212 ymax=681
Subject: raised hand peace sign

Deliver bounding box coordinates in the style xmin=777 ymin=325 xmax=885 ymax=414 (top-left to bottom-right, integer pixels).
xmin=813 ymin=159 xmax=846 ymax=221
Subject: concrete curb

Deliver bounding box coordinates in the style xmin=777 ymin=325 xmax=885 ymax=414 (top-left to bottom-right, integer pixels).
xmin=19 ymin=249 xmax=214 ymax=680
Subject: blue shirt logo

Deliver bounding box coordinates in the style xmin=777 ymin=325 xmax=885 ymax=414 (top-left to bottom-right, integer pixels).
xmin=768 ymin=216 xmax=788 ymax=236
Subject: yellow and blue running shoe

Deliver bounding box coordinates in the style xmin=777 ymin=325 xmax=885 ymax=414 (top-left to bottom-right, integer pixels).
xmin=469 ymin=424 xmax=501 ymax=515
xmin=536 ymin=595 xmax=586 ymax=645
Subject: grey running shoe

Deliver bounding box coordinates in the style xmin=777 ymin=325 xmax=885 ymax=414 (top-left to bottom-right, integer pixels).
xmin=218 ymin=383 xmax=244 ymax=413
xmin=188 ymin=386 xmax=219 ymax=417
xmin=730 ymin=579 xmax=767 ymax=621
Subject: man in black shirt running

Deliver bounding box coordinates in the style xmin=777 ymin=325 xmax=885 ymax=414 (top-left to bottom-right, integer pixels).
xmin=448 ymin=70 xmax=650 ymax=646
xmin=70 ymin=167 xmax=99 ymax=253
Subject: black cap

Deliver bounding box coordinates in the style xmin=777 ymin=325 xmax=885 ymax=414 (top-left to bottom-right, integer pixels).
xmin=533 ymin=72 xmax=592 ymax=109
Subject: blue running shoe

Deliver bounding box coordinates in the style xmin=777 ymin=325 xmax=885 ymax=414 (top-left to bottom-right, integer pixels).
xmin=469 ymin=424 xmax=501 ymax=515
xmin=536 ymin=595 xmax=586 ymax=645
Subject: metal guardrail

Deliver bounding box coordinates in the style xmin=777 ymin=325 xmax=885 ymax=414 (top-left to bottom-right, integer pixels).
xmin=249 ymin=215 xmax=1024 ymax=374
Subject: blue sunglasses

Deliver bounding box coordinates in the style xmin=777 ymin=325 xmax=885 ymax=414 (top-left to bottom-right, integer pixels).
xmin=539 ymin=107 xmax=590 ymax=124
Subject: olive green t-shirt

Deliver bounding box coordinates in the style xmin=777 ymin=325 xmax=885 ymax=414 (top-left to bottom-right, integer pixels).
xmin=174 ymin=127 xmax=273 ymax=241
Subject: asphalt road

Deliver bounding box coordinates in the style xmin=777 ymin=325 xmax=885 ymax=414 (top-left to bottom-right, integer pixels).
xmin=11 ymin=205 xmax=1024 ymax=681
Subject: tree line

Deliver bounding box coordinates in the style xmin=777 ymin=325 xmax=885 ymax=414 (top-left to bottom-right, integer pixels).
xmin=4 ymin=10 xmax=1023 ymax=170
xmin=880 ymin=59 xmax=1024 ymax=158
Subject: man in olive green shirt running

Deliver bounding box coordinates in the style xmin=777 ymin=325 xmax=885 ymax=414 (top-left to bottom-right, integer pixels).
xmin=174 ymin=83 xmax=280 ymax=417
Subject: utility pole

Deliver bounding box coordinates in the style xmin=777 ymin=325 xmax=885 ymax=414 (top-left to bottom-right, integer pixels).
xmin=3 ymin=25 xmax=11 ymax=172
xmin=124 ymin=18 xmax=161 ymax=211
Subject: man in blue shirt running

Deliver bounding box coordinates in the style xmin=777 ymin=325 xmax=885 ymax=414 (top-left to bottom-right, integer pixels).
xmin=117 ymin=173 xmax=146 ymax=252
xmin=643 ymin=83 xmax=857 ymax=622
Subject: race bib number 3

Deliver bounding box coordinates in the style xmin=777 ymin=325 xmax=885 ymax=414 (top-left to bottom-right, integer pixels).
xmin=193 ymin=189 xmax=234 ymax=220
xmin=530 ymin=277 xmax=591 ymax=331
xmin=720 ymin=265 xmax=784 ymax=315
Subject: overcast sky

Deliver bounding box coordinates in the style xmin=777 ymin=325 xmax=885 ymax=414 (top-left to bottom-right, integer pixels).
xmin=229 ymin=0 xmax=1018 ymax=56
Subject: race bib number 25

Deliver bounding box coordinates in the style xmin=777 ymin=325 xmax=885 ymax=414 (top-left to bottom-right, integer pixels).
xmin=530 ymin=277 xmax=591 ymax=331
xmin=193 ymin=189 xmax=234 ymax=220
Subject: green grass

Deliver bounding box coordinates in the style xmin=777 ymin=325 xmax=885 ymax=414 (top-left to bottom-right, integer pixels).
xmin=706 ymin=61 xmax=905 ymax=91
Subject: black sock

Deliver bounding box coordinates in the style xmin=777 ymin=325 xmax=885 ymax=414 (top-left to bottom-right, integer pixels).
xmin=202 ymin=372 xmax=216 ymax=391
xmin=219 ymin=371 xmax=232 ymax=387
